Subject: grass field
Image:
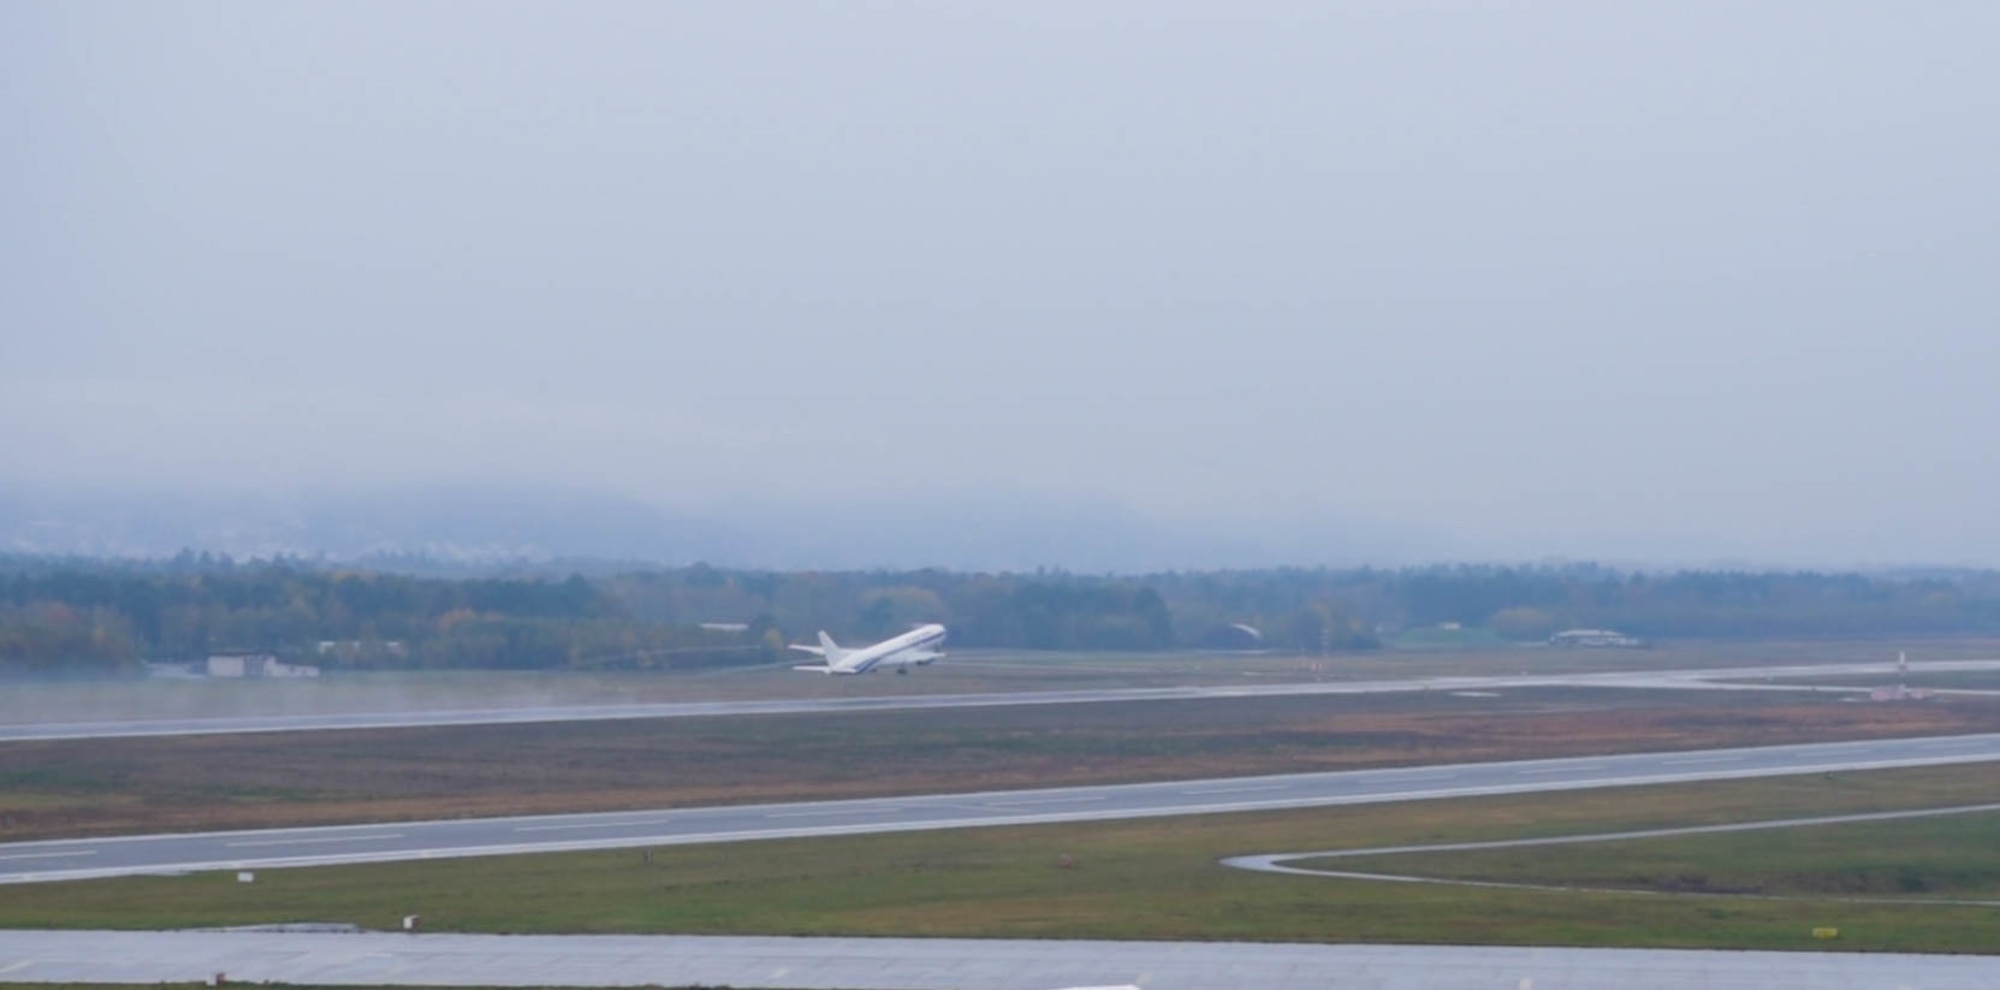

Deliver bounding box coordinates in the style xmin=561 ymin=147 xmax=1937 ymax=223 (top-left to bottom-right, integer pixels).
xmin=1389 ymin=627 xmax=1510 ymax=650
xmin=7 ymin=688 xmax=2000 ymax=841
xmin=10 ymin=763 xmax=2000 ymax=953
xmin=1310 ymin=808 xmax=2000 ymax=899
xmin=1739 ymin=670 xmax=2000 ymax=691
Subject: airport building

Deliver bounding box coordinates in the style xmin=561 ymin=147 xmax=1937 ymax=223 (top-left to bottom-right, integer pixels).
xmin=205 ymin=652 xmax=320 ymax=678
xmin=1548 ymin=628 xmax=1646 ymax=649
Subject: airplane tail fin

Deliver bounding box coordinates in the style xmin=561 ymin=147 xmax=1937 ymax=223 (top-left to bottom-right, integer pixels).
xmin=817 ymin=631 xmax=845 ymax=666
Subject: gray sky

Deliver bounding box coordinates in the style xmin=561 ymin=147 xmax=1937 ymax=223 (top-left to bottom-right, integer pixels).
xmin=6 ymin=2 xmax=1998 ymax=567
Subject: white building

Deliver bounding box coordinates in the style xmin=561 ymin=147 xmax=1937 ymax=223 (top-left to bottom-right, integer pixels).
xmin=206 ymin=653 xmax=320 ymax=678
xmin=1548 ymin=629 xmax=1646 ymax=649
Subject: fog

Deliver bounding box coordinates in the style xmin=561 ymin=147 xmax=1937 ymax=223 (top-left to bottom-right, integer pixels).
xmin=6 ymin=2 xmax=1997 ymax=568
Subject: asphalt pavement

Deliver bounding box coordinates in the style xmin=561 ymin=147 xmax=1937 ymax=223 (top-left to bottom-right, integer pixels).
xmin=4 ymin=930 xmax=1996 ymax=988
xmin=6 ymin=732 xmax=1999 ymax=884
xmin=10 ymin=658 xmax=2000 ymax=742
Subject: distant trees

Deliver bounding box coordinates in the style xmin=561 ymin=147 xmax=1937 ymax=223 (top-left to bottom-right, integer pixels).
xmin=5 ymin=555 xmax=2000 ymax=677
xmin=854 ymin=586 xmax=948 ymax=639
xmin=949 ymin=582 xmax=1173 ymax=650
xmin=1143 ymin=565 xmax=2000 ymax=643
xmin=1273 ymin=602 xmax=1375 ymax=653
xmin=0 ymin=562 xmax=766 ymax=675
xmin=0 ymin=603 xmax=140 ymax=676
xmin=1488 ymin=606 xmax=1562 ymax=642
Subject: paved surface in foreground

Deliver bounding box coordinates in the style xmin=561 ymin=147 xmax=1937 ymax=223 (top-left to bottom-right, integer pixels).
xmin=2 ymin=930 xmax=1995 ymax=988
xmin=7 ymin=733 xmax=2000 ymax=885
xmin=9 ymin=658 xmax=1998 ymax=742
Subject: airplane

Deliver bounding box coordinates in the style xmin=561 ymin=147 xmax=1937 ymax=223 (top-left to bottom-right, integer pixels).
xmin=788 ymin=623 xmax=947 ymax=675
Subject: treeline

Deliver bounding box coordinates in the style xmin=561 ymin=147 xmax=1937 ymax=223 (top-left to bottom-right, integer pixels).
xmin=0 ymin=559 xmax=759 ymax=676
xmin=1146 ymin=566 xmax=2000 ymax=642
xmin=5 ymin=556 xmax=2000 ymax=676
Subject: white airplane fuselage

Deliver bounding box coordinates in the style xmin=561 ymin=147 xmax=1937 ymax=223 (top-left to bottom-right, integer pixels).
xmin=789 ymin=623 xmax=948 ymax=675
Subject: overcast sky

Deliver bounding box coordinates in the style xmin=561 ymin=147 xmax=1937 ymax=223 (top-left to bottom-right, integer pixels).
xmin=6 ymin=2 xmax=1997 ymax=567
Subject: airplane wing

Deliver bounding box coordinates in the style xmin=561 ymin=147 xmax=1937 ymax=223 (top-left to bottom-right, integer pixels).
xmin=787 ymin=644 xmax=827 ymax=656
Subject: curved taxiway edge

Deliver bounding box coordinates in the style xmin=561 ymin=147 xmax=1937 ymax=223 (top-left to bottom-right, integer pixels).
xmin=1224 ymin=801 xmax=2000 ymax=906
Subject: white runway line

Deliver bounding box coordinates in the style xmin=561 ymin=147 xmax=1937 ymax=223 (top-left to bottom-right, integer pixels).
xmin=0 ymin=851 xmax=94 ymax=862
xmin=987 ymin=795 xmax=1109 ymax=807
xmin=224 ymin=833 xmax=404 ymax=848
xmin=514 ymin=818 xmax=676 ymax=832
xmin=1661 ymin=756 xmax=1740 ymax=765
xmin=1181 ymin=784 xmax=1289 ymax=796
xmin=764 ymin=807 xmax=905 ymax=818
xmin=1520 ymin=764 xmax=1605 ymax=775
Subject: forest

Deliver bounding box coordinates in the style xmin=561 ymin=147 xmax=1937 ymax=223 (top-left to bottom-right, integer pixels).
xmin=4 ymin=554 xmax=1999 ymax=676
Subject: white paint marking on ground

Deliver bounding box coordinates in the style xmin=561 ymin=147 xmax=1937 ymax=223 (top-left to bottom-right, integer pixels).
xmin=1180 ymin=784 xmax=1289 ymax=796
xmin=1520 ymin=764 xmax=1605 ymax=775
xmin=987 ymin=795 xmax=1109 ymax=807
xmin=0 ymin=850 xmax=94 ymax=862
xmin=0 ymin=960 xmax=32 ymax=975
xmin=1663 ymin=756 xmax=1742 ymax=766
xmin=764 ymin=807 xmax=904 ymax=819
xmin=514 ymin=818 xmax=675 ymax=833
xmin=224 ymin=833 xmax=405 ymax=848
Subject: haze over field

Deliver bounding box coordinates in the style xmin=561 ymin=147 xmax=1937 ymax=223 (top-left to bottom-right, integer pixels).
xmin=6 ymin=3 xmax=1997 ymax=569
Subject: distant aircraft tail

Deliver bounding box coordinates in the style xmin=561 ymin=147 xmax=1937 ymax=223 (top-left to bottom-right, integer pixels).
xmin=817 ymin=631 xmax=846 ymax=666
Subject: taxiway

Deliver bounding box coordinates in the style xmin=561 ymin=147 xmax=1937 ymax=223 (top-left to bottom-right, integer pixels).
xmin=4 ymin=930 xmax=1996 ymax=989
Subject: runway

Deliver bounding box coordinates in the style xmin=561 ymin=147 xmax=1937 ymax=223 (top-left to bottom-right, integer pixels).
xmin=9 ymin=658 xmax=1998 ymax=742
xmin=6 ymin=732 xmax=2000 ymax=885
xmin=5 ymin=930 xmax=1997 ymax=989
